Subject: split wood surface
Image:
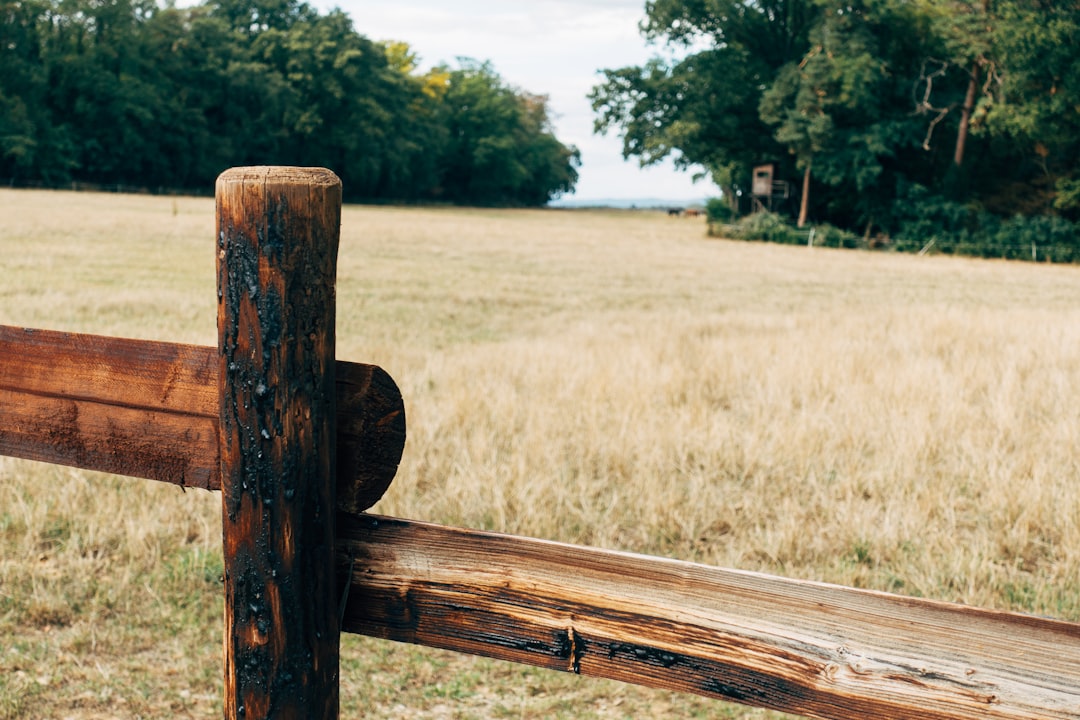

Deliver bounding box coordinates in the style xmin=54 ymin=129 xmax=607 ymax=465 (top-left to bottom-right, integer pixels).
xmin=339 ymin=514 xmax=1080 ymax=720
xmin=0 ymin=324 xmax=404 ymax=513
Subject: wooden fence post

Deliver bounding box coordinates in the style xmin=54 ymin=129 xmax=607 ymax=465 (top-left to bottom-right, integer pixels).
xmin=216 ymin=167 xmax=342 ymax=719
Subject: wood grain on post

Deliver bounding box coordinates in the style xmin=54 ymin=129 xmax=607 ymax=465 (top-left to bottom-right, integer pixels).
xmin=217 ymin=167 xmax=341 ymax=720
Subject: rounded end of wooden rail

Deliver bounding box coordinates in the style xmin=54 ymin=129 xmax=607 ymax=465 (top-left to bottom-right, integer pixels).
xmin=336 ymin=363 xmax=407 ymax=513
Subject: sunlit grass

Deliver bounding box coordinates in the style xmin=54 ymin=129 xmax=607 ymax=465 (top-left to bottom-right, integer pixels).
xmin=1 ymin=187 xmax=1078 ymax=718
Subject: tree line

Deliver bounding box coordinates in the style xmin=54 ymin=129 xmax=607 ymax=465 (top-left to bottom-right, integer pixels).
xmin=591 ymin=1 xmax=1080 ymax=258
xmin=0 ymin=0 xmax=580 ymax=206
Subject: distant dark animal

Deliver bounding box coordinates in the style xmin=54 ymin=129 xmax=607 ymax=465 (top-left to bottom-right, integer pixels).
xmin=667 ymin=207 xmax=683 ymax=216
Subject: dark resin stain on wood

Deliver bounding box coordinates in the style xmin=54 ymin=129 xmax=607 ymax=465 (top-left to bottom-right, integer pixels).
xmin=217 ymin=167 xmax=341 ymax=720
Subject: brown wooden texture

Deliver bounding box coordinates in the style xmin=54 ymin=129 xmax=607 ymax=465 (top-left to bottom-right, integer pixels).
xmin=339 ymin=514 xmax=1080 ymax=720
xmin=217 ymin=166 xmax=341 ymax=719
xmin=0 ymin=325 xmax=404 ymax=510
xmin=0 ymin=326 xmax=217 ymax=487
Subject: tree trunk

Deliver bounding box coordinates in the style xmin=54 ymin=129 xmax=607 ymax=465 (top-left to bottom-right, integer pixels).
xmin=955 ymin=0 xmax=991 ymax=168
xmin=797 ymin=163 xmax=811 ymax=229
xmin=954 ymin=62 xmax=979 ymax=167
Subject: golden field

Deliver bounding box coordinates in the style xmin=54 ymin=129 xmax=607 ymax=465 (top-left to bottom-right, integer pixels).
xmin=1 ymin=188 xmax=1078 ymax=719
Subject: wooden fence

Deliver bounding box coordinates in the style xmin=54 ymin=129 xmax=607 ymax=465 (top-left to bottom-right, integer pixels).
xmin=1 ymin=166 xmax=1078 ymax=720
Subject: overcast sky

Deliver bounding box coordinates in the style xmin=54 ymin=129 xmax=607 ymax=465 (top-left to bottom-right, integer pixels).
xmin=309 ymin=0 xmax=718 ymax=202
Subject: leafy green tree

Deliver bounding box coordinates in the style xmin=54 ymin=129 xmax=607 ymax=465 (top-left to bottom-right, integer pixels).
xmin=209 ymin=0 xmax=316 ymax=35
xmin=0 ymin=0 xmax=577 ymax=204
xmin=760 ymin=1 xmax=932 ymax=230
xmin=981 ymin=2 xmax=1080 ymax=217
xmin=436 ymin=60 xmax=579 ymax=205
xmin=593 ymin=0 xmax=1070 ymax=235
xmin=591 ymin=0 xmax=817 ymax=205
xmin=597 ymin=0 xmax=942 ymax=228
xmin=0 ymin=0 xmax=76 ymax=182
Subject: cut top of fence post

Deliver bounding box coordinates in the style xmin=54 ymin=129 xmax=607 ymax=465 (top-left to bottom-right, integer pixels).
xmin=216 ymin=166 xmax=342 ymax=720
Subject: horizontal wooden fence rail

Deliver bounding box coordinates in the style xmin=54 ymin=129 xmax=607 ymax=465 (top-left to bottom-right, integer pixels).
xmin=0 ymin=324 xmax=405 ymax=513
xmin=339 ymin=514 xmax=1080 ymax=720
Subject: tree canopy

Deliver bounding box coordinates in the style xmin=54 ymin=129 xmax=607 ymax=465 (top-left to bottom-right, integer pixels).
xmin=591 ymin=0 xmax=1080 ymax=241
xmin=0 ymin=0 xmax=579 ymax=206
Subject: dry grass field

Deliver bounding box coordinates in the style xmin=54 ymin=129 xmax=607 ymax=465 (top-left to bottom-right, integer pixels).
xmin=1 ymin=187 xmax=1079 ymax=719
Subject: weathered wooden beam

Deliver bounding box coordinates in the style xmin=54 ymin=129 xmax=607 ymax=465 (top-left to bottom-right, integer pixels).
xmin=0 ymin=325 xmax=404 ymax=512
xmin=338 ymin=514 xmax=1080 ymax=720
xmin=217 ymin=166 xmax=341 ymax=719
